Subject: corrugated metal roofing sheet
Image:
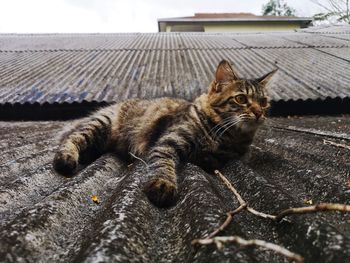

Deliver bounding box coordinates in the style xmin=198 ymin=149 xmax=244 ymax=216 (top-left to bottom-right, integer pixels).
xmin=320 ymin=33 xmax=350 ymax=41
xmin=180 ymin=34 xmax=246 ymax=49
xmin=1 ymin=115 xmax=349 ymax=262
xmin=301 ymin=25 xmax=350 ymax=33
xmin=319 ymin=47 xmax=350 ymax=61
xmin=0 ymin=34 xmax=139 ymax=51
xmin=231 ymin=33 xmax=307 ymax=48
xmin=253 ymin=48 xmax=350 ymax=99
xmin=282 ymin=33 xmax=350 ymax=47
xmin=1 ymin=27 xmax=350 ymax=105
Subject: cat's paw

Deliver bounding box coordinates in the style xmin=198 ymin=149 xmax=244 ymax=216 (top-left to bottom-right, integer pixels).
xmin=144 ymin=178 xmax=178 ymax=208
xmin=53 ymin=151 xmax=78 ymax=176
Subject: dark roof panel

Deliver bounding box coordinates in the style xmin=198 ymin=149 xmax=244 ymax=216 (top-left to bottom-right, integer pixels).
xmin=1 ymin=115 xmax=349 ymax=262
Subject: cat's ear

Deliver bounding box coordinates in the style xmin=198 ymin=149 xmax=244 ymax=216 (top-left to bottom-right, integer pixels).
xmin=258 ymin=69 xmax=277 ymax=87
xmin=211 ymin=60 xmax=238 ymax=93
xmin=215 ymin=60 xmax=238 ymax=84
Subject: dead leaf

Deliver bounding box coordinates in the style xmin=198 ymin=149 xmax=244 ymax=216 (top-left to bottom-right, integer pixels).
xmin=304 ymin=199 xmax=313 ymax=205
xmin=91 ymin=195 xmax=100 ymax=204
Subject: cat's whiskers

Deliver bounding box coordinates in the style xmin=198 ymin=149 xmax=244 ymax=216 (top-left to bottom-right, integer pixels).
xmin=239 ymin=113 xmax=252 ymax=119
xmin=208 ymin=111 xmax=251 ymax=140
xmin=212 ymin=117 xmax=240 ymax=139
xmin=215 ymin=118 xmax=242 ymax=140
xmin=207 ymin=116 xmax=234 ymax=136
xmin=215 ymin=112 xmax=263 ymax=140
xmin=207 ymin=117 xmax=236 ymax=140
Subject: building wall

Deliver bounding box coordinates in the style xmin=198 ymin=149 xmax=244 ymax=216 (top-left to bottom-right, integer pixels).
xmin=165 ymin=21 xmax=304 ymax=32
xmin=204 ymin=22 xmax=302 ymax=32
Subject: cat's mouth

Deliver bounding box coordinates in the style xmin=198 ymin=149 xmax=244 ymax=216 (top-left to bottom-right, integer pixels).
xmin=241 ymin=114 xmax=266 ymax=123
xmin=238 ymin=115 xmax=266 ymax=131
xmin=255 ymin=116 xmax=266 ymax=124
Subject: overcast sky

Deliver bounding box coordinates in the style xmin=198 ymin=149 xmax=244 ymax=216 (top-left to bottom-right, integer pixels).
xmin=0 ymin=0 xmax=323 ymax=33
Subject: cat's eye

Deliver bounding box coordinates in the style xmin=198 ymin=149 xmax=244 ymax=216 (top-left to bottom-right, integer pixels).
xmin=235 ymin=94 xmax=248 ymax=105
xmin=259 ymin=97 xmax=268 ymax=107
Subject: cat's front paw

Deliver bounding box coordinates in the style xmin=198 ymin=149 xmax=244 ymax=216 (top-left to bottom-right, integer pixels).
xmin=144 ymin=178 xmax=178 ymax=208
xmin=53 ymin=151 xmax=78 ymax=176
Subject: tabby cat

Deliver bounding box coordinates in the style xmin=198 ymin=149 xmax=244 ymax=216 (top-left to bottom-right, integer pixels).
xmin=53 ymin=60 xmax=276 ymax=208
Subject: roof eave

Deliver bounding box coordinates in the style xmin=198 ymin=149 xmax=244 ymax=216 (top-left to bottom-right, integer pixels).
xmin=157 ymin=18 xmax=313 ymax=23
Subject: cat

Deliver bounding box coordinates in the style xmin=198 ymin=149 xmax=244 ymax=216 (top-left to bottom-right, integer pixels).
xmin=53 ymin=60 xmax=276 ymax=208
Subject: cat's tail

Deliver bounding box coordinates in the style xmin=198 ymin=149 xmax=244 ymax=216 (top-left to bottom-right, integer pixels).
xmin=53 ymin=106 xmax=116 ymax=175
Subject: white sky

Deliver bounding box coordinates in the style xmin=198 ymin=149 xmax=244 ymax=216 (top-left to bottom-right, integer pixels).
xmin=0 ymin=0 xmax=323 ymax=33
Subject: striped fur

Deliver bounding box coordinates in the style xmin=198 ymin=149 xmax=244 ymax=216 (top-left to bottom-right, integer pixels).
xmin=53 ymin=60 xmax=276 ymax=207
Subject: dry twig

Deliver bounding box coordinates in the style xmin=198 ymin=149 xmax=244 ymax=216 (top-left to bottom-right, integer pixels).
xmin=214 ymin=170 xmax=350 ymax=222
xmin=206 ymin=205 xmax=246 ymax=239
xmin=323 ymin=139 xmax=350 ymax=150
xmin=192 ymin=236 xmax=304 ymax=263
xmin=214 ymin=170 xmax=246 ymax=205
xmin=192 ymin=169 xmax=350 ymax=262
xmin=275 ymin=203 xmax=350 ymax=222
xmin=214 ymin=170 xmax=278 ymax=221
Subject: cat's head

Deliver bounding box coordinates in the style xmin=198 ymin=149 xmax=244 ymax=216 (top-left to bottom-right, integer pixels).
xmin=207 ymin=60 xmax=276 ymax=133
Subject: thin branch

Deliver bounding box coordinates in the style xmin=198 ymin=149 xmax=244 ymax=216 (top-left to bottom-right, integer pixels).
xmin=323 ymin=139 xmax=350 ymax=150
xmin=193 ymin=236 xmax=304 ymax=263
xmin=206 ymin=205 xmax=246 ymax=239
xmin=193 ymin=170 xmax=350 ymax=262
xmin=215 ymin=170 xmax=278 ymax=220
xmin=215 ymin=170 xmax=350 ymax=222
xmin=275 ymin=203 xmax=350 ymax=222
xmin=310 ymin=0 xmax=350 ymax=23
xmin=247 ymin=207 xmax=277 ymax=220
xmin=214 ymin=170 xmax=246 ymax=206
xmin=311 ymin=0 xmax=334 ymax=13
xmin=329 ymin=0 xmax=344 ymax=14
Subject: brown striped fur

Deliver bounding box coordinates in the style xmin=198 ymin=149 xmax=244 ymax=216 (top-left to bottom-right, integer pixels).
xmin=53 ymin=60 xmax=276 ymax=207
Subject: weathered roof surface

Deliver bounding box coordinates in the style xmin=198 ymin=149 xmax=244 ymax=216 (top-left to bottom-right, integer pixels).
xmin=1 ymin=26 xmax=350 ymax=107
xmin=0 ymin=115 xmax=349 ymax=262
xmin=301 ymin=25 xmax=350 ymax=34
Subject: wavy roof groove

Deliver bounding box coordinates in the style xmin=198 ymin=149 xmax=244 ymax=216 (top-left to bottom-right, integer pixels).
xmin=0 ymin=116 xmax=349 ymax=262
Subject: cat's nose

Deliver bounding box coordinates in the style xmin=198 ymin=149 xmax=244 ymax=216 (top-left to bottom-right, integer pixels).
xmin=254 ymin=111 xmax=262 ymax=120
xmin=250 ymin=104 xmax=262 ymax=120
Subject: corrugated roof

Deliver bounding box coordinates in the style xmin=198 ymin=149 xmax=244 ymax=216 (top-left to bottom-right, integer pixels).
xmin=1 ymin=115 xmax=349 ymax=262
xmin=0 ymin=33 xmax=140 ymax=51
xmin=301 ymin=25 xmax=350 ymax=33
xmin=1 ymin=27 xmax=350 ymax=106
